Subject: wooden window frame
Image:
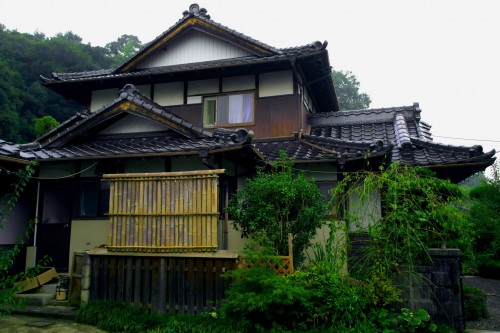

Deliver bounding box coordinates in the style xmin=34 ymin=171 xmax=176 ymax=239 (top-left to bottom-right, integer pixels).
xmin=202 ymin=91 xmax=255 ymax=128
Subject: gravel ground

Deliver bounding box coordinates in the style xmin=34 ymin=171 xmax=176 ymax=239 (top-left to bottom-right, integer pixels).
xmin=463 ymin=275 xmax=500 ymax=331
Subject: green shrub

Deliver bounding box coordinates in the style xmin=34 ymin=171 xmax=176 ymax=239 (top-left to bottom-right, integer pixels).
xmin=76 ymin=301 xmax=246 ymax=333
xmin=463 ymin=285 xmax=489 ymax=321
xmin=477 ymin=257 xmax=500 ymax=280
xmin=290 ymin=263 xmax=371 ymax=329
xmin=467 ymin=162 xmax=500 ymax=277
xmin=220 ymin=267 xmax=310 ymax=331
xmin=76 ymin=301 xmax=162 ymax=332
xmin=228 ymin=151 xmax=327 ymax=267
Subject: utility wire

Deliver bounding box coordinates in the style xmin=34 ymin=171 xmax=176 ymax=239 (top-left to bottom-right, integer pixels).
xmin=433 ymin=135 xmax=500 ymax=143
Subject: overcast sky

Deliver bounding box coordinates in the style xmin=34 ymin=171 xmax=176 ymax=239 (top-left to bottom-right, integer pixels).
xmin=1 ymin=0 xmax=499 ymax=171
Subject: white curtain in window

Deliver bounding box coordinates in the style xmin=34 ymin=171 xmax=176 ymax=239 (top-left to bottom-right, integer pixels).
xmin=243 ymin=93 xmax=253 ymax=123
xmin=228 ymin=93 xmax=253 ymax=124
xmin=228 ymin=94 xmax=244 ymax=123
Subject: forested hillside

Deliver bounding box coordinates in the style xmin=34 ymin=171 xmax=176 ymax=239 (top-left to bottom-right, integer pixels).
xmin=0 ymin=24 xmax=140 ymax=143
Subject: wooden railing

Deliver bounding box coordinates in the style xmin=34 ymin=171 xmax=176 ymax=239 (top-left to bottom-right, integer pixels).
xmin=104 ymin=170 xmax=224 ymax=253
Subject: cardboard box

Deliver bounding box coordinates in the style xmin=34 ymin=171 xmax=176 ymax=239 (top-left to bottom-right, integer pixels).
xmin=15 ymin=267 xmax=58 ymax=293
xmin=36 ymin=267 xmax=58 ymax=285
xmin=14 ymin=277 xmax=39 ymax=293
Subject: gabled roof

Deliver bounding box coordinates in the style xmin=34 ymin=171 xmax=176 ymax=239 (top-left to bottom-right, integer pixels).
xmin=308 ymin=103 xmax=496 ymax=181
xmin=116 ymin=4 xmax=280 ymax=72
xmin=40 ymin=4 xmax=339 ymax=112
xmin=14 ymin=85 xmax=256 ymax=161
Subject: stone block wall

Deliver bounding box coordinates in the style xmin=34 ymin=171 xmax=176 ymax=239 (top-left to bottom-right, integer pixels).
xmin=395 ymin=248 xmax=464 ymax=333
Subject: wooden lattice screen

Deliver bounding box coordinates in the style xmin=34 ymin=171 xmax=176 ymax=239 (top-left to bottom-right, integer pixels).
xmin=103 ymin=169 xmax=225 ymax=252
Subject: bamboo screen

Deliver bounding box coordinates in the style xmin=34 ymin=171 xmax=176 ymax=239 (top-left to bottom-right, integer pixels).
xmin=103 ymin=169 xmax=224 ymax=253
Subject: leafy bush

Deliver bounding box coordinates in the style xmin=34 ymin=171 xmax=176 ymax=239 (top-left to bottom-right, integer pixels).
xmin=221 ymin=266 xmax=310 ymax=331
xmin=290 ymin=263 xmax=371 ymax=329
xmin=76 ymin=301 xmax=246 ymax=333
xmin=367 ymin=307 xmax=439 ymax=333
xmin=467 ymin=162 xmax=500 ymax=278
xmin=463 ymin=285 xmax=489 ymax=321
xmin=228 ymin=151 xmax=327 ymax=267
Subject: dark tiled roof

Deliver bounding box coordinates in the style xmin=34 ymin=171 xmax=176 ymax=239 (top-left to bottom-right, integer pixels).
xmin=308 ymin=103 xmax=496 ymax=168
xmin=41 ymin=55 xmax=292 ymax=84
xmin=19 ymin=131 xmax=247 ymax=160
xmin=36 ymin=84 xmax=212 ymax=149
xmin=253 ymin=134 xmax=391 ymax=163
xmin=41 ymin=4 xmax=327 ymax=85
xmin=10 ymin=84 xmax=255 ymax=161
xmin=39 ymin=4 xmax=338 ymax=112
xmin=0 ymin=140 xmax=20 ymax=156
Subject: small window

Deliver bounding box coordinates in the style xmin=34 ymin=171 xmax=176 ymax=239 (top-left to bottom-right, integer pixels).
xmin=203 ymin=92 xmax=254 ymax=127
xmin=79 ymin=180 xmax=110 ymax=218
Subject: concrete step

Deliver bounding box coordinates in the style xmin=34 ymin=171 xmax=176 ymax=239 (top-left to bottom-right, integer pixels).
xmin=16 ymin=292 xmax=55 ymax=306
xmin=38 ymin=283 xmax=58 ymax=294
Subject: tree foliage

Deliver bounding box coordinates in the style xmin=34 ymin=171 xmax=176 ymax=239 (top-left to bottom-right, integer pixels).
xmin=332 ymin=69 xmax=372 ymax=110
xmin=105 ymin=34 xmax=142 ymax=67
xmin=467 ymin=162 xmax=500 ymax=278
xmin=0 ymin=26 xmax=116 ymax=142
xmin=33 ymin=115 xmax=60 ymax=137
xmin=228 ymin=152 xmax=327 ymax=267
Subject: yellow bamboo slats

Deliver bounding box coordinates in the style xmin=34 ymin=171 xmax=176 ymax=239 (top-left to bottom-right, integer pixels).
xmin=104 ymin=170 xmax=225 ymax=253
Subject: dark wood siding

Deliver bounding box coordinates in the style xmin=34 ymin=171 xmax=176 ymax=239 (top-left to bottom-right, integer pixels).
xmin=166 ymin=94 xmax=301 ymax=139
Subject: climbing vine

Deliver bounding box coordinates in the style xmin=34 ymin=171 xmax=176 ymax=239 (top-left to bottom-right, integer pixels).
xmin=0 ymin=161 xmax=50 ymax=314
xmin=330 ymin=163 xmax=473 ymax=304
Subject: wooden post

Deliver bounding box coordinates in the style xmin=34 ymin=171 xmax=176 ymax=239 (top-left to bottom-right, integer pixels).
xmin=288 ymin=233 xmax=294 ymax=273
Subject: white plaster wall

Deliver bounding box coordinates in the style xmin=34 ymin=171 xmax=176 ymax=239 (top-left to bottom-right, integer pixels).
xmin=90 ymin=88 xmax=119 ymax=112
xmin=348 ymin=185 xmax=381 ymax=231
xmin=0 ymin=191 xmax=31 ymax=244
xmin=259 ymin=70 xmax=293 ymax=97
xmin=188 ymin=78 xmax=219 ymax=96
xmin=99 ymin=114 xmax=167 ymax=135
xmin=171 ymin=156 xmax=208 ymax=172
xmin=294 ymin=164 xmax=337 ymax=182
xmin=154 ymin=82 xmax=184 ymax=106
xmin=39 ymin=163 xmax=75 ymax=178
xmin=123 ymin=158 xmax=166 ymax=173
xmin=136 ymin=85 xmax=151 ymax=98
xmin=187 ymin=96 xmax=202 ymax=104
xmin=68 ymin=219 xmax=108 ymax=273
xmin=222 ymin=75 xmax=255 ymax=92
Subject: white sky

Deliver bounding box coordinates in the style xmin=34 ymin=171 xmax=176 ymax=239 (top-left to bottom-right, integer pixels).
xmin=1 ymin=0 xmax=499 ymax=169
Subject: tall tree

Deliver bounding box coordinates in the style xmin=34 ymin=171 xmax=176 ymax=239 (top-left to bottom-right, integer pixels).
xmin=105 ymin=34 xmax=142 ymax=66
xmin=332 ymin=70 xmax=371 ymax=110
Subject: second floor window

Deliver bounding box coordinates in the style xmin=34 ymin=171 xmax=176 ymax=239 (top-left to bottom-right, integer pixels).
xmin=203 ymin=92 xmax=254 ymax=127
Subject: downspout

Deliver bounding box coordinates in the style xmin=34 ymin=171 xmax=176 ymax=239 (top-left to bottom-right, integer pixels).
xmin=289 ymin=57 xmax=304 ymax=133
xmin=26 ymin=180 xmax=41 ymax=270
xmin=34 ymin=180 xmax=41 ymax=247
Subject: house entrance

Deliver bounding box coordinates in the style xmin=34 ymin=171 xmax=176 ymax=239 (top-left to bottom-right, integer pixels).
xmin=36 ymin=181 xmax=73 ymax=272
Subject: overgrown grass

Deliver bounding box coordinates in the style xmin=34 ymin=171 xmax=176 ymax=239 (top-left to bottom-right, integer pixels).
xmin=463 ymin=285 xmax=489 ymax=321
xmin=75 ymin=301 xmax=247 ymax=333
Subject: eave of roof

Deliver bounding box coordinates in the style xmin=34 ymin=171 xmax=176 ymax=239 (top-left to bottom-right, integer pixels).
xmin=36 ymin=84 xmax=212 ymax=149
xmin=308 ymin=103 xmax=496 ymax=176
xmin=40 ymin=5 xmax=338 ymax=112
